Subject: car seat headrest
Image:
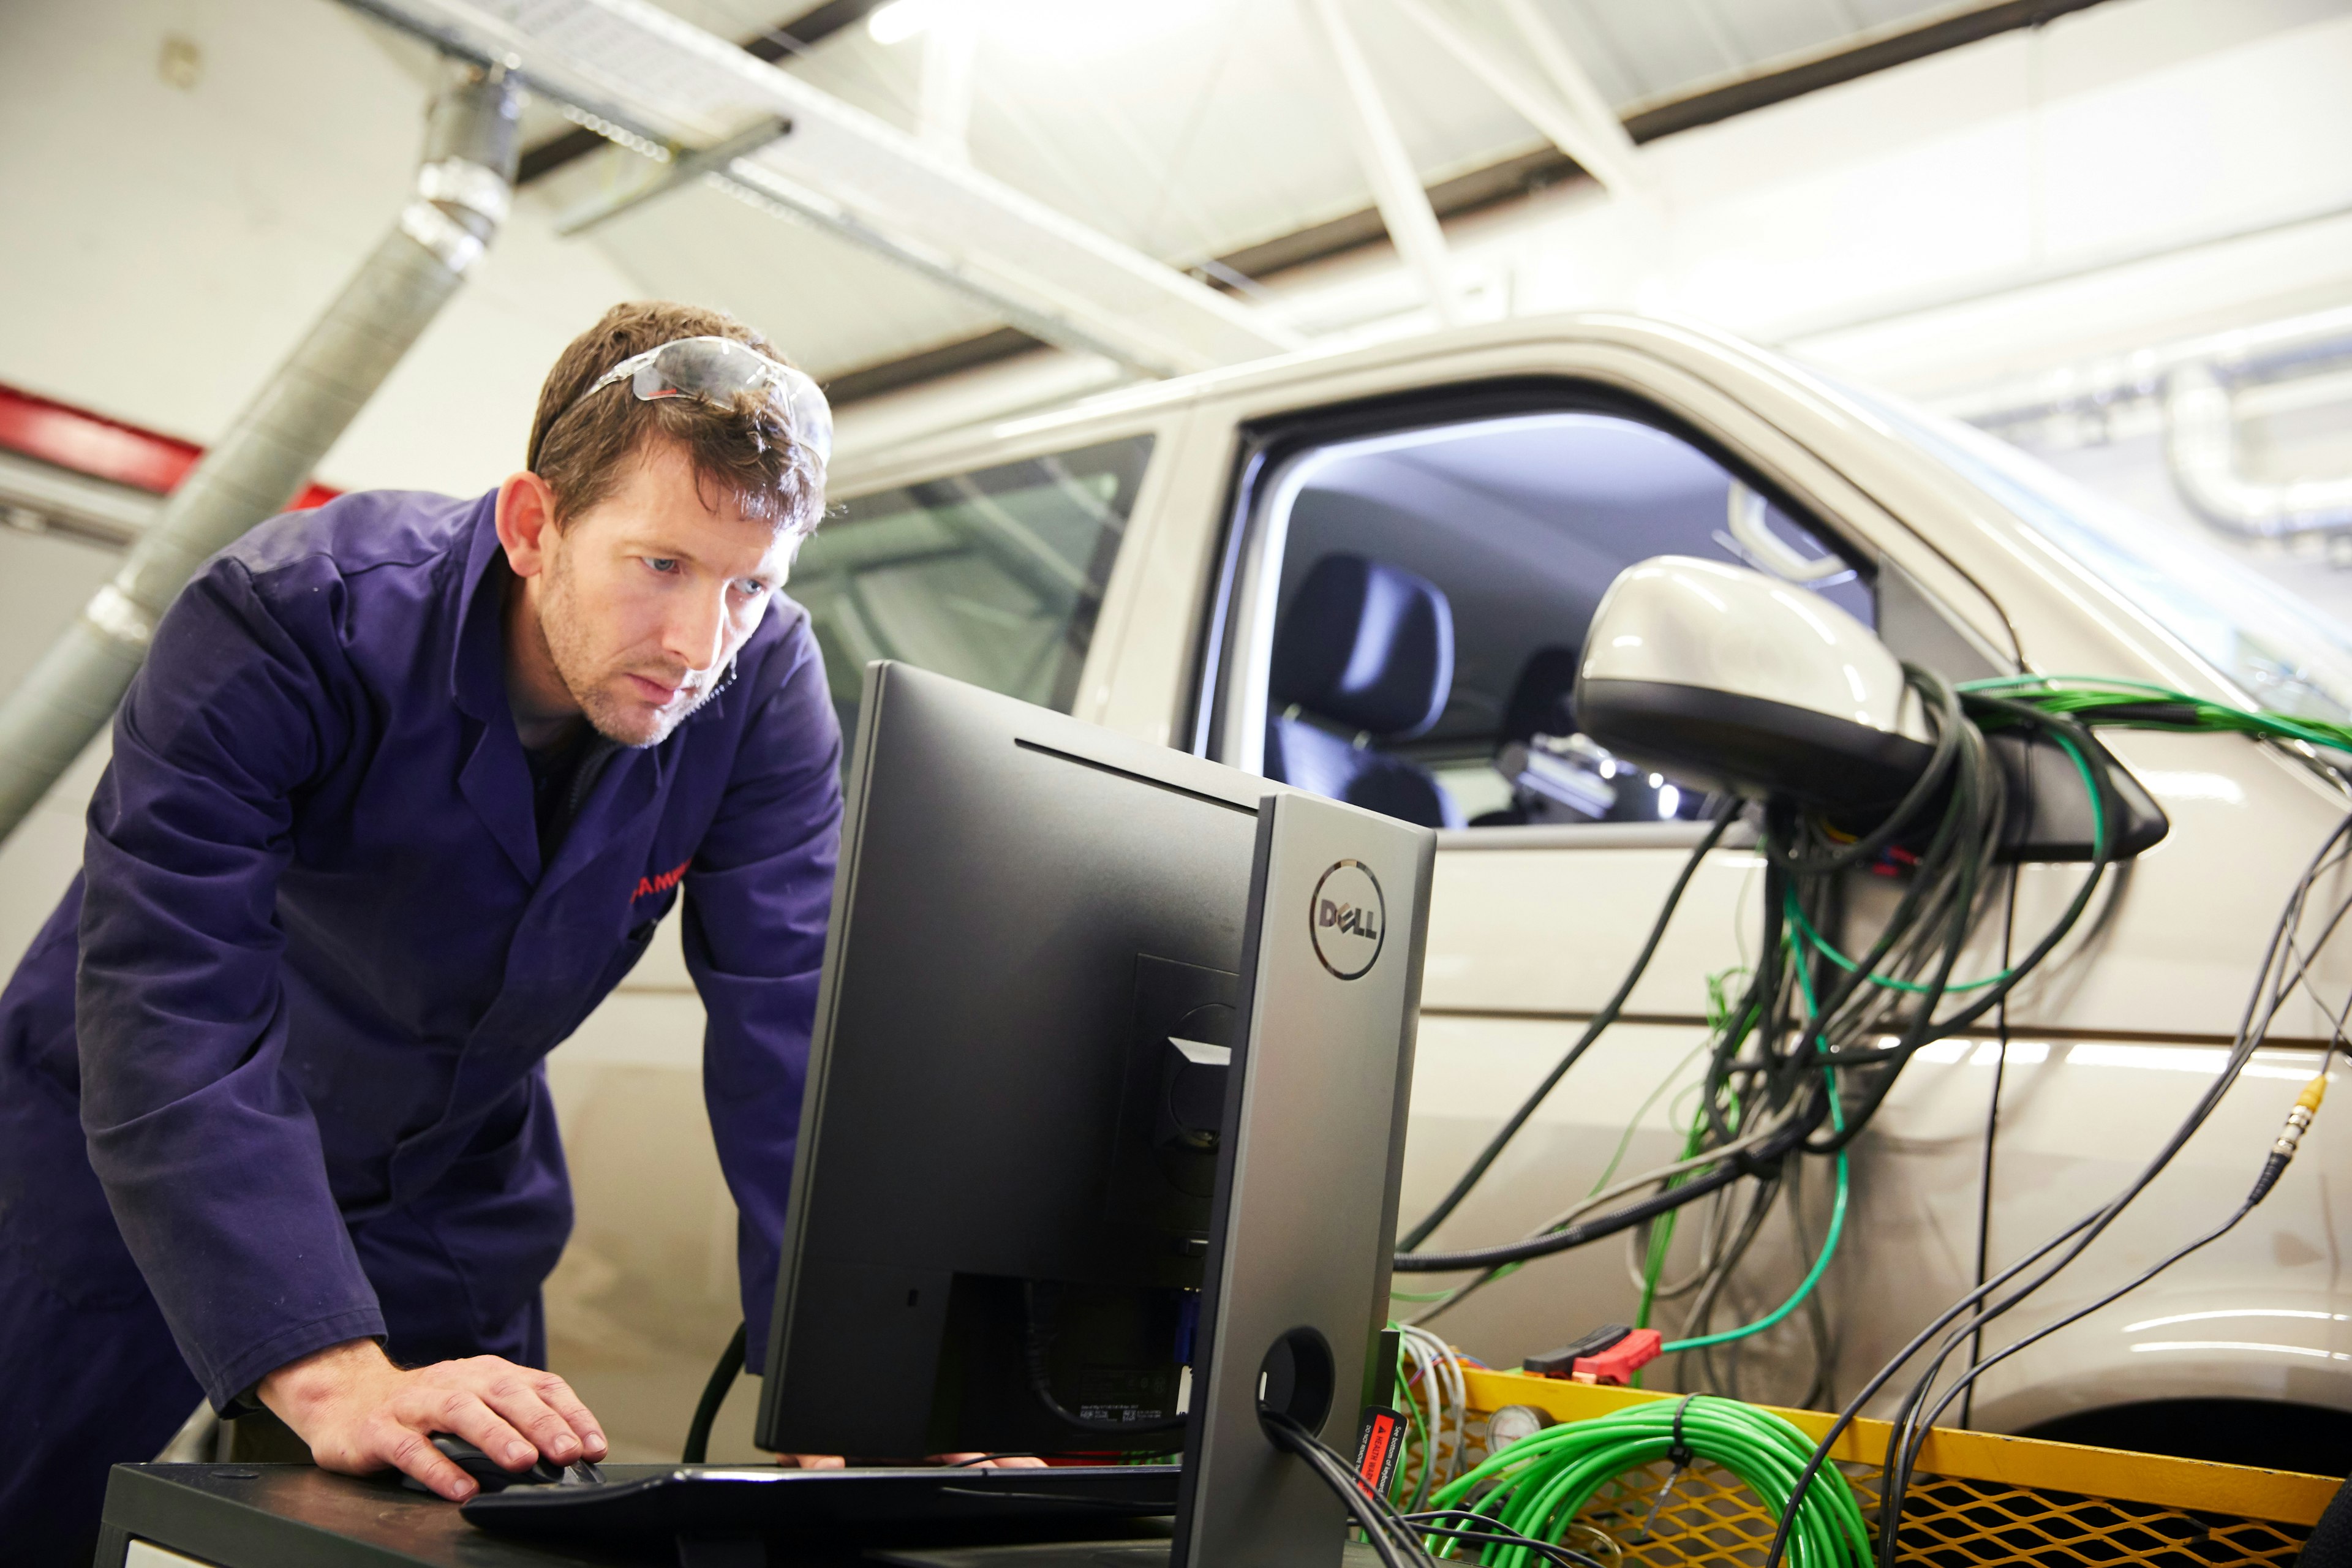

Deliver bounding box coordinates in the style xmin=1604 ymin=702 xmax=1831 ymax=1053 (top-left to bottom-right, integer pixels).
xmin=1271 ymin=554 xmax=1455 ymax=739
xmin=1499 ymin=645 xmax=1583 ymax=746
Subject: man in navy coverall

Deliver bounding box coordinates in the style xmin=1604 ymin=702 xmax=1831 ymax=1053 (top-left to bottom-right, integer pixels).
xmin=0 ymin=301 xmax=848 ymax=1561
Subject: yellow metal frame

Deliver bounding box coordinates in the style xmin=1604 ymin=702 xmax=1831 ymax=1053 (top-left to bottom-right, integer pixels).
xmin=1462 ymin=1368 xmax=2339 ymax=1527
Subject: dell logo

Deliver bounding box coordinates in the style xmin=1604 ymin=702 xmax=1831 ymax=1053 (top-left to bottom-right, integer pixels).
xmin=1317 ymin=899 xmax=1379 ymax=942
xmin=1309 ymin=861 xmax=1387 ymax=981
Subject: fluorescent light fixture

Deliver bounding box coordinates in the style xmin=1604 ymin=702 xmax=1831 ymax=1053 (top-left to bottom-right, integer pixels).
xmin=869 ymin=0 xmax=939 ymax=44
xmin=867 ymin=0 xmax=1219 ymax=59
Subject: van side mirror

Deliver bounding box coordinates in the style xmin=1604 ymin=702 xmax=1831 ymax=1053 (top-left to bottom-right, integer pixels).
xmin=1574 ymin=556 xmax=1933 ymax=813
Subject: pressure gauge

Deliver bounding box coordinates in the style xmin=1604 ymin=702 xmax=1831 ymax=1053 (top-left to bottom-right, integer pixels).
xmin=1485 ymin=1404 xmax=1555 ymax=1453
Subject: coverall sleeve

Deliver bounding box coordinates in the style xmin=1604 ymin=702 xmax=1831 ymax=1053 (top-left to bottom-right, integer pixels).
xmin=680 ymin=616 xmax=843 ymax=1368
xmin=77 ymin=557 xmax=382 ymax=1410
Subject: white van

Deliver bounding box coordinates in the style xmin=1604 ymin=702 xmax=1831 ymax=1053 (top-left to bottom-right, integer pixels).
xmin=562 ymin=311 xmax=2352 ymax=1470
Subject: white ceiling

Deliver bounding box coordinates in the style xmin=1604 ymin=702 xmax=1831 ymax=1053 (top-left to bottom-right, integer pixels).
xmin=509 ymin=0 xmax=2001 ymax=379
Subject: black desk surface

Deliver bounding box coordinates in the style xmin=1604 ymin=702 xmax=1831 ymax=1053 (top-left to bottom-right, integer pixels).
xmin=97 ymin=1465 xmax=1188 ymax=1568
xmin=102 ymin=1464 xmax=674 ymax=1567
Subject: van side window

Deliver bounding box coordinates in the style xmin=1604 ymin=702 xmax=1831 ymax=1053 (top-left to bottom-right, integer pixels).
xmin=795 ymin=435 xmax=1153 ymax=743
xmin=1209 ymin=410 xmax=1868 ymax=829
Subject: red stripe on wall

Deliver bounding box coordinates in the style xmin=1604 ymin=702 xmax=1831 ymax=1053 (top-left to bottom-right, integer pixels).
xmin=0 ymin=383 xmax=339 ymax=510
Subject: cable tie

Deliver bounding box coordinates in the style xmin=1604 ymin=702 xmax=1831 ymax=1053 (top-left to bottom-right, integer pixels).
xmin=1633 ymin=1397 xmax=1700 ymax=1545
xmin=1667 ymin=1393 xmax=1698 ymax=1469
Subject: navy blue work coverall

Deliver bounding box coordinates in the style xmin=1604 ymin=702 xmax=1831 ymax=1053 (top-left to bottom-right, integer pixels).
xmin=0 ymin=489 xmax=842 ymax=1559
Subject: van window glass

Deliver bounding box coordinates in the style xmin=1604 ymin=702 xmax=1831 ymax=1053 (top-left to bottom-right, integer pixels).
xmin=1213 ymin=410 xmax=1871 ymax=831
xmin=793 ymin=434 xmax=1153 ymax=744
xmin=1835 ymin=380 xmax=2352 ymax=725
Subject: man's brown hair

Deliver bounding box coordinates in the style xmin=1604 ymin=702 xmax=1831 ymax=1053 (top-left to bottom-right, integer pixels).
xmin=527 ymin=301 xmax=823 ymax=536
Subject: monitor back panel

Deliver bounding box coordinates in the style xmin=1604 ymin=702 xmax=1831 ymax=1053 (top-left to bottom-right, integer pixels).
xmin=760 ymin=663 xmax=1271 ymax=1457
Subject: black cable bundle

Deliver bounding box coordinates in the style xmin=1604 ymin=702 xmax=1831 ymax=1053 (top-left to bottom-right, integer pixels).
xmin=1758 ymin=806 xmax=2352 ymax=1568
xmin=1259 ymin=1409 xmax=1605 ymax=1568
xmin=1392 ymin=667 xmax=2122 ymax=1315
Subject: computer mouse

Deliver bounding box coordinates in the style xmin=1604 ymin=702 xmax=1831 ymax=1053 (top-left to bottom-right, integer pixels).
xmin=399 ymin=1433 xmax=598 ymax=1494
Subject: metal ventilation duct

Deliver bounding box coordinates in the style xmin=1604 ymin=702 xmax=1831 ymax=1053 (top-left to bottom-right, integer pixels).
xmin=1949 ymin=304 xmax=2352 ymax=541
xmin=0 ymin=60 xmax=521 ymax=842
xmin=2165 ymin=360 xmax=2352 ymax=541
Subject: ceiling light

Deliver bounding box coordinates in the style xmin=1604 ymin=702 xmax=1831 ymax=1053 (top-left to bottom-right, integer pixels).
xmin=867 ymin=0 xmax=1218 ymax=59
xmin=868 ymin=0 xmax=939 ymax=45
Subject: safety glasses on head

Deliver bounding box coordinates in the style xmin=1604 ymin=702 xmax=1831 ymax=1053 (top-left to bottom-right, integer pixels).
xmin=578 ymin=335 xmax=831 ymax=475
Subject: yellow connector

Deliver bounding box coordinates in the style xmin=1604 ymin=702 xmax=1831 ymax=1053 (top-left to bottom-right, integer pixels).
xmin=2275 ymin=1075 xmax=2328 ymax=1160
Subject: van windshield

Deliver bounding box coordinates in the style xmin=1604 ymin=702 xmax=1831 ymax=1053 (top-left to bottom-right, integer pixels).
xmin=1833 ymin=379 xmax=2352 ymax=725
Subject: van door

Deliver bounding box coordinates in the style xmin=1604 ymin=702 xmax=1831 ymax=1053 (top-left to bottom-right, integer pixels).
xmin=1163 ymin=361 xmax=2011 ymax=1409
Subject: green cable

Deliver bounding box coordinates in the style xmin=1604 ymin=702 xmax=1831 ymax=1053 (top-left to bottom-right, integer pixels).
xmin=1425 ymin=1394 xmax=1870 ymax=1568
xmin=1632 ymin=973 xmax=1751 ymax=1378
xmin=1660 ymin=1148 xmax=1847 ymax=1354
xmin=1659 ymin=962 xmax=1850 ymax=1357
xmin=1785 ymin=894 xmax=2007 ymax=994
xmin=1958 ymin=673 xmax=2352 ymax=756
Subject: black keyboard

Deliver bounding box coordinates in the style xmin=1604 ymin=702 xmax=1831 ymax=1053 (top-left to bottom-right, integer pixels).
xmin=461 ymin=1463 xmax=1180 ymax=1549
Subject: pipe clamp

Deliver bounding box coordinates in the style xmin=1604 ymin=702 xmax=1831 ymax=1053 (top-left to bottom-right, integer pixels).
xmin=415 ymin=157 xmax=511 ymax=224
xmin=85 ymin=584 xmax=154 ymax=648
xmin=399 ymin=200 xmax=486 ymax=274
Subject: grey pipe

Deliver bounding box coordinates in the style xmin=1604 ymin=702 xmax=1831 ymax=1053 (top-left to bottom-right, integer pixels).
xmin=0 ymin=59 xmax=519 ymax=842
xmin=2164 ymin=360 xmax=2352 ymax=540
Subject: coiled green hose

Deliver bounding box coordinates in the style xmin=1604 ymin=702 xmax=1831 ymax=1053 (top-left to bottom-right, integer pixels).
xmin=1425 ymin=1395 xmax=1872 ymax=1568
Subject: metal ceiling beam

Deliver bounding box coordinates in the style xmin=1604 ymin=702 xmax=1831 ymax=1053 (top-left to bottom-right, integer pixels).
xmin=1297 ymin=0 xmax=1464 ymax=328
xmin=553 ymin=116 xmax=790 ymax=235
xmin=818 ymin=0 xmax=2124 ymax=405
xmin=709 ymin=159 xmax=1190 ymax=376
xmin=513 ymin=0 xmax=881 ymax=185
xmin=347 ymin=0 xmax=1302 ymax=377
xmin=1400 ymin=0 xmax=1642 ymax=197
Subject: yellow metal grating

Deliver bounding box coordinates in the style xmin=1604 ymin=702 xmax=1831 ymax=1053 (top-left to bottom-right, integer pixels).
xmin=1891 ymin=1476 xmax=2304 ymax=1568
xmin=1443 ymin=1370 xmax=2333 ymax=1568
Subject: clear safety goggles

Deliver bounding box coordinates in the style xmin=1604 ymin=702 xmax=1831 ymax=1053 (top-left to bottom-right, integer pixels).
xmin=579 ymin=336 xmax=831 ymax=474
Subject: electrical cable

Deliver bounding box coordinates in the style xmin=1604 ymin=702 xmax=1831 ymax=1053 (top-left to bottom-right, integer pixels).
xmin=682 ymin=1320 xmax=745 ymax=1464
xmin=1400 ymin=804 xmax=1743 ymax=1253
xmin=1761 ymin=805 xmax=2352 ymax=1568
xmin=1425 ymin=1394 xmax=1871 ymax=1568
xmin=1261 ymin=1408 xmax=1430 ymax=1568
xmin=1396 ymin=658 xmax=2345 ymax=1462
xmin=1864 ymin=1017 xmax=2342 ymax=1559
xmin=1392 ymin=1098 xmax=1823 ymax=1272
xmin=1960 ymin=869 xmax=2018 ymax=1430
xmin=1870 ymin=1072 xmax=2332 ymax=1568
xmin=1400 ymin=1513 xmax=1606 ymax=1568
xmin=1412 ymin=1110 xmax=1798 ymax=1319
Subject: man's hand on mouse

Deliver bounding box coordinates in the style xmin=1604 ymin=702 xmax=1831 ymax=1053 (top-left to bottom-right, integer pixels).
xmin=258 ymin=1338 xmax=608 ymax=1501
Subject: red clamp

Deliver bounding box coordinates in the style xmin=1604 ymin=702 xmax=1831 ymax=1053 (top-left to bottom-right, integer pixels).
xmin=1569 ymin=1327 xmax=1661 ymax=1385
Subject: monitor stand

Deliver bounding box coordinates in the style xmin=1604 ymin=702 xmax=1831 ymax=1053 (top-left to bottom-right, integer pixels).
xmin=880 ymin=792 xmax=1433 ymax=1568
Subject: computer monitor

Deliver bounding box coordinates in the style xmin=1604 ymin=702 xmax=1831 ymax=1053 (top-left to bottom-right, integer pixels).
xmin=756 ymin=662 xmax=1435 ymax=1568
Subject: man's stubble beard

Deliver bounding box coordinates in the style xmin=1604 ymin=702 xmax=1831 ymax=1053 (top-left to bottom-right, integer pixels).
xmin=536 ymin=549 xmax=706 ymax=750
